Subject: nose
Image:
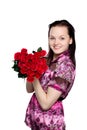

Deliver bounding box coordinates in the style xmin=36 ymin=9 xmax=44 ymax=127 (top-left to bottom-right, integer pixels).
xmin=54 ymin=38 xmax=60 ymax=45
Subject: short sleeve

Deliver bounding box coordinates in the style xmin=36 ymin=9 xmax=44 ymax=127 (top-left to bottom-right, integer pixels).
xmin=47 ymin=61 xmax=75 ymax=94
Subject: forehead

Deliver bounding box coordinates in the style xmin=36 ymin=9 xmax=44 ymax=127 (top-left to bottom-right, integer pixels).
xmin=49 ymin=26 xmax=69 ymax=36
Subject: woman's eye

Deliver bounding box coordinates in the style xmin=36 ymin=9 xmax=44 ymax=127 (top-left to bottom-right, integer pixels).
xmin=60 ymin=37 xmax=65 ymax=40
xmin=50 ymin=37 xmax=55 ymax=40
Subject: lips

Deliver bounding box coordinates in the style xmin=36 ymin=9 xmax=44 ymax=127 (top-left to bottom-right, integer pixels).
xmin=53 ymin=46 xmax=61 ymax=49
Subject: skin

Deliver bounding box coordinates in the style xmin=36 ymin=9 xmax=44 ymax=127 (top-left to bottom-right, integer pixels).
xmin=26 ymin=26 xmax=72 ymax=110
xmin=48 ymin=26 xmax=72 ymax=60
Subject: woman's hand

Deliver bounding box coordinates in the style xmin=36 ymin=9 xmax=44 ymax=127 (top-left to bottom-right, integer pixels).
xmin=26 ymin=81 xmax=34 ymax=93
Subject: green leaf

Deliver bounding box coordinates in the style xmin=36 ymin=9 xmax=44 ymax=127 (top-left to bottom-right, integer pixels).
xmin=13 ymin=60 xmax=19 ymax=65
xmin=12 ymin=64 xmax=20 ymax=72
xmin=37 ymin=47 xmax=42 ymax=52
xmin=18 ymin=72 xmax=27 ymax=78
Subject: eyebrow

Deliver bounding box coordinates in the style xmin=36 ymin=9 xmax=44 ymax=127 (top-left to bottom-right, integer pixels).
xmin=49 ymin=34 xmax=68 ymax=37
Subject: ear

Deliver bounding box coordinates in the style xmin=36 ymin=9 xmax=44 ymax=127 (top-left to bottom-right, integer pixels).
xmin=69 ymin=38 xmax=73 ymax=45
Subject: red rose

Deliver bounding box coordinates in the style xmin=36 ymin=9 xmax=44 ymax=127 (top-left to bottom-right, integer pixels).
xmin=18 ymin=62 xmax=26 ymax=68
xmin=36 ymin=66 xmax=44 ymax=74
xmin=20 ymin=54 xmax=27 ymax=62
xmin=35 ymin=72 xmax=41 ymax=79
xmin=34 ymin=51 xmax=41 ymax=58
xmin=14 ymin=52 xmax=21 ymax=60
xmin=21 ymin=48 xmax=28 ymax=54
xmin=34 ymin=50 xmax=46 ymax=58
xmin=20 ymin=67 xmax=27 ymax=74
xmin=27 ymin=70 xmax=35 ymax=82
xmin=26 ymin=54 xmax=34 ymax=63
xmin=27 ymin=69 xmax=35 ymax=76
xmin=12 ymin=47 xmax=48 ymax=82
xmin=27 ymin=76 xmax=34 ymax=82
xmin=39 ymin=50 xmax=46 ymax=57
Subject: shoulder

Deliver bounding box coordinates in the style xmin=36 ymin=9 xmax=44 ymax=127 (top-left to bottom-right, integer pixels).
xmin=59 ymin=58 xmax=75 ymax=72
xmin=55 ymin=58 xmax=76 ymax=83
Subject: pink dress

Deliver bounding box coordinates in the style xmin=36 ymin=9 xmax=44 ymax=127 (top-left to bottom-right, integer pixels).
xmin=24 ymin=51 xmax=75 ymax=130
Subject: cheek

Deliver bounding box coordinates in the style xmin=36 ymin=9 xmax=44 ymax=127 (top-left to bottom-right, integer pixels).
xmin=64 ymin=44 xmax=70 ymax=49
xmin=48 ymin=41 xmax=52 ymax=47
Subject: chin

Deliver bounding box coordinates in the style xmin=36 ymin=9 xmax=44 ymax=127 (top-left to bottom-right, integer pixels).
xmin=53 ymin=50 xmax=63 ymax=55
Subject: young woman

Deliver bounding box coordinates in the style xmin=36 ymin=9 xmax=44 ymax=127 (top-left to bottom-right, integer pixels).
xmin=25 ymin=20 xmax=76 ymax=130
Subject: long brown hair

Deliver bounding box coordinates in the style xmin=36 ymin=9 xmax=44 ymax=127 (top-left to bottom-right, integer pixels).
xmin=47 ymin=20 xmax=76 ymax=67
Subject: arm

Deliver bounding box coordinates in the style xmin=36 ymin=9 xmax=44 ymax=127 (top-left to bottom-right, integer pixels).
xmin=26 ymin=81 xmax=34 ymax=93
xmin=32 ymin=78 xmax=62 ymax=110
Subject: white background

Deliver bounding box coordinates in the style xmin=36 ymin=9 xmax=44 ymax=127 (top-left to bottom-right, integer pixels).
xmin=0 ymin=0 xmax=87 ymax=130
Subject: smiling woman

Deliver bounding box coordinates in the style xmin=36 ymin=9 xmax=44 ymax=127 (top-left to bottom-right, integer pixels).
xmin=48 ymin=26 xmax=72 ymax=60
xmin=24 ymin=20 xmax=76 ymax=130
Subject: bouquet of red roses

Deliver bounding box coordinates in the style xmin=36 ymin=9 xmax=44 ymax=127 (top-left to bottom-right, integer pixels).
xmin=12 ymin=47 xmax=48 ymax=82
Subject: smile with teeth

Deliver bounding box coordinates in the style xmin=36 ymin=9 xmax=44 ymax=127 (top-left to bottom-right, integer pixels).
xmin=53 ymin=46 xmax=61 ymax=49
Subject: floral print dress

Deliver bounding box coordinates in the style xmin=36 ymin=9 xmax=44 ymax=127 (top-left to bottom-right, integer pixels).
xmin=24 ymin=50 xmax=75 ymax=130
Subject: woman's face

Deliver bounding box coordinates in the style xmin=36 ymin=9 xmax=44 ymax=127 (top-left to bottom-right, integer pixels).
xmin=48 ymin=26 xmax=72 ymax=59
